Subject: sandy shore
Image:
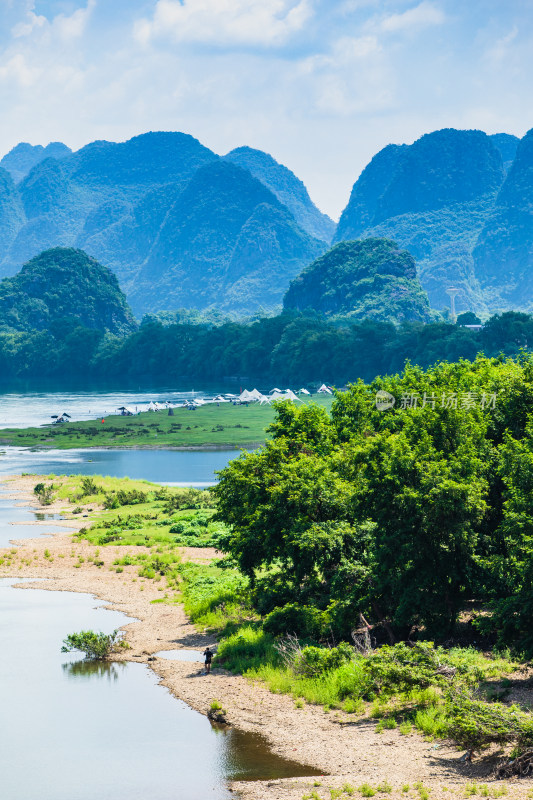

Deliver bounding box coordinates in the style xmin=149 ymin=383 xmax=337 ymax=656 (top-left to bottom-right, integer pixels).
xmin=1 ymin=474 xmax=532 ymax=800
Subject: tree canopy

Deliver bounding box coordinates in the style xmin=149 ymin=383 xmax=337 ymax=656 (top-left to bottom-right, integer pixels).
xmin=214 ymin=354 xmax=533 ymax=651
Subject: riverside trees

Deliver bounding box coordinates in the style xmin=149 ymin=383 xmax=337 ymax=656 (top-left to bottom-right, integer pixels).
xmin=214 ymin=355 xmax=533 ymax=652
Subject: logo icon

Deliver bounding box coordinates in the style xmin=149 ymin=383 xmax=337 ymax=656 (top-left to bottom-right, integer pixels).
xmin=375 ymin=390 xmax=395 ymax=411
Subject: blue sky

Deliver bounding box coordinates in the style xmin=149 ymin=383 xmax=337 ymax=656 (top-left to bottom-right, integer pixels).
xmin=0 ymin=0 xmax=531 ymax=218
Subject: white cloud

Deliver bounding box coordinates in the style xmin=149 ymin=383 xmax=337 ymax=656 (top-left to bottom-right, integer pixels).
xmin=484 ymin=26 xmax=519 ymax=65
xmin=0 ymin=52 xmax=40 ymax=87
xmin=53 ymin=0 xmax=96 ymax=41
xmin=379 ymin=1 xmax=445 ymax=34
xmin=134 ymin=0 xmax=313 ymax=48
xmin=300 ymin=34 xmax=394 ymax=115
xmin=11 ymin=11 xmax=47 ymax=38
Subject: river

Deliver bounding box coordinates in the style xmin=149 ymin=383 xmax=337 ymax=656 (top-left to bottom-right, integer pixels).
xmin=0 ymin=389 xmax=311 ymax=797
xmin=0 ymin=579 xmax=317 ymax=799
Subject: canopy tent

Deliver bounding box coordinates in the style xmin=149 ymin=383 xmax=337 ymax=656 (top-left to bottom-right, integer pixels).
xmin=269 ymin=390 xmax=302 ymax=403
xmin=249 ymin=388 xmax=263 ymax=400
xmin=269 ymin=387 xmax=282 ymax=394
xmin=213 ymin=395 xmax=230 ymax=402
xmin=238 ymin=389 xmax=254 ymax=402
xmin=298 ymin=388 xmax=311 ymax=395
xmin=117 ymin=406 xmax=135 ymax=416
xmin=259 ymin=395 xmax=271 ymax=405
xmin=317 ymin=384 xmax=333 ymax=394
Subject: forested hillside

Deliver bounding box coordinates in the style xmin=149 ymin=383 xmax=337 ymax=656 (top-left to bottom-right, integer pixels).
xmin=335 ymin=128 xmax=533 ymax=316
xmin=0 ymin=247 xmax=137 ymax=336
xmin=284 ymin=238 xmax=432 ymax=324
xmin=0 ymin=298 xmax=532 ymax=385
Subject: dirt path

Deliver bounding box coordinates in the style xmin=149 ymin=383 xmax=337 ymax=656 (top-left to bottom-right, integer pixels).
xmin=1 ymin=475 xmax=532 ymax=800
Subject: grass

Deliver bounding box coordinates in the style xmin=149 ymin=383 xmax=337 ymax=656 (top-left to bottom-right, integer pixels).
xmin=0 ymin=396 xmax=333 ymax=450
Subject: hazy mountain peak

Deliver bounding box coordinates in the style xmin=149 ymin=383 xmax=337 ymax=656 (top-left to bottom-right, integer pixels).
xmin=0 ymin=141 xmax=71 ymax=183
xmin=224 ymin=145 xmax=335 ymax=243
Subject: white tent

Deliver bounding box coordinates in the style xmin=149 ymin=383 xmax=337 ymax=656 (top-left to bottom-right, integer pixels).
xmin=249 ymin=388 xmax=263 ymax=400
xmin=269 ymin=390 xmax=302 ymax=403
xmin=148 ymin=401 xmax=157 ymax=411
xmin=269 ymin=387 xmax=282 ymax=394
xmin=317 ymin=384 xmax=333 ymax=394
xmin=259 ymin=395 xmax=271 ymax=405
xmin=238 ymin=389 xmax=254 ymax=402
xmin=298 ymin=388 xmax=311 ymax=395
xmin=214 ymin=395 xmax=230 ymax=402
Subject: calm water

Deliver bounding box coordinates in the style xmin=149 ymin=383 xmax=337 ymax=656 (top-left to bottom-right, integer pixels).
xmin=0 ymin=580 xmax=319 ymax=799
xmin=0 ymin=498 xmax=66 ymax=547
xmin=0 ymin=446 xmax=246 ymax=486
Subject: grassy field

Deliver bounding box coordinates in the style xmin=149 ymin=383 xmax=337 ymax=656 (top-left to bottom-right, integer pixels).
xmin=0 ymin=395 xmax=334 ymax=450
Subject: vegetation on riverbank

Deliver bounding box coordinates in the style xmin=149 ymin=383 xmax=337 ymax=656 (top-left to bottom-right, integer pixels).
xmin=0 ymin=395 xmax=333 ymax=449
xmin=13 ymin=345 xmax=533 ymax=765
xmin=2 ymin=303 xmax=533 ymax=387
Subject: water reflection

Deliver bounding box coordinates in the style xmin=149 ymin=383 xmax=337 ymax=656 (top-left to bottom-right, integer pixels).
xmin=62 ymin=658 xmax=126 ymax=681
xmin=0 ymin=580 xmax=320 ymax=800
xmin=212 ymin=726 xmax=323 ymax=782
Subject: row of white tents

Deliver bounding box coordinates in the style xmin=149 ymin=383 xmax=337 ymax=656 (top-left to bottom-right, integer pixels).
xmin=232 ymin=384 xmax=333 ymax=404
xmin=116 ymin=384 xmax=334 ymax=415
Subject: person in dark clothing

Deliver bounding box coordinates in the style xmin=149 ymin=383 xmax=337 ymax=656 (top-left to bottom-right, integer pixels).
xmin=203 ymin=646 xmax=213 ymax=674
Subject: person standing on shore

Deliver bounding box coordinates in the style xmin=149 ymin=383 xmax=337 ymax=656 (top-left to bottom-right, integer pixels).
xmin=203 ymin=646 xmax=213 ymax=674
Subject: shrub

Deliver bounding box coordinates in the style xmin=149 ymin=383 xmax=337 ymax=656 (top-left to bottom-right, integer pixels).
xmin=103 ymin=489 xmax=147 ymax=509
xmin=446 ymin=691 xmax=533 ymax=749
xmin=294 ymin=642 xmax=354 ymax=677
xmin=80 ymin=477 xmax=102 ymax=496
xmin=263 ymin=603 xmax=328 ymax=639
xmin=61 ymin=629 xmax=125 ymax=659
xmin=33 ymin=482 xmax=55 ymax=505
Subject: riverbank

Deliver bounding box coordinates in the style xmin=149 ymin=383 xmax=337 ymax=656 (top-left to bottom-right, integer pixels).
xmin=1 ymin=474 xmax=532 ymax=800
xmin=0 ymin=396 xmax=333 ymax=450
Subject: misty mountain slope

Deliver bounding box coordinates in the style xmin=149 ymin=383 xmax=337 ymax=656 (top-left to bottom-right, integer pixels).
xmin=129 ymin=160 xmax=325 ymax=317
xmin=490 ymin=133 xmax=520 ymax=172
xmin=335 ymin=129 xmax=507 ymax=314
xmin=474 ymin=128 xmax=533 ymax=311
xmin=0 ymin=168 xmax=26 ymax=262
xmin=224 ymin=146 xmax=335 ymax=243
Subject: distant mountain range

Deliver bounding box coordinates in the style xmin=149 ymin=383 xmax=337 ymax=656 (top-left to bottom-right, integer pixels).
xmin=1 ymin=127 xmax=533 ymax=321
xmin=334 ymin=128 xmax=526 ymax=316
xmin=0 ymin=132 xmax=332 ymax=317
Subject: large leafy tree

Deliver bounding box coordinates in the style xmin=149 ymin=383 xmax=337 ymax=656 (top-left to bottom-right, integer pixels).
xmin=215 ymin=354 xmax=533 ymax=647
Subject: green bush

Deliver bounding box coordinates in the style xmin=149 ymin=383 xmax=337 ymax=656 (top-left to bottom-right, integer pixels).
xmin=294 ymin=642 xmax=354 ymax=677
xmin=33 ymin=482 xmax=55 ymax=505
xmin=61 ymin=629 xmax=125 ymax=659
xmin=80 ymin=477 xmax=102 ymax=496
xmin=103 ymin=489 xmax=147 ymax=509
xmin=446 ymin=691 xmax=533 ymax=749
xmin=263 ymin=603 xmax=328 ymax=639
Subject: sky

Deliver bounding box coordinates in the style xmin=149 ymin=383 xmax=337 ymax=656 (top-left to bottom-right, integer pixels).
xmin=0 ymin=0 xmax=531 ymax=219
